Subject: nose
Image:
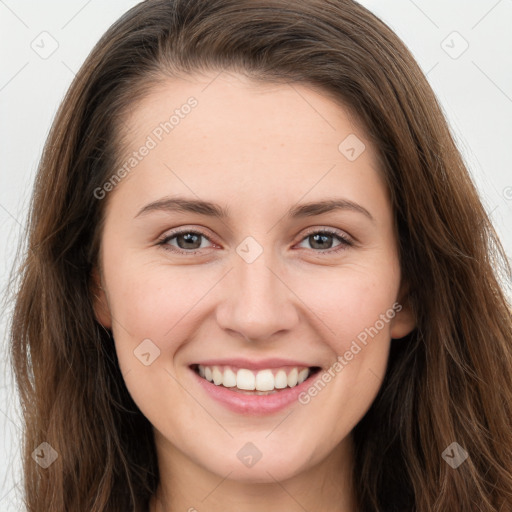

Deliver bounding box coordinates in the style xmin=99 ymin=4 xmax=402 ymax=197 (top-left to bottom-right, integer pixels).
xmin=215 ymin=248 xmax=300 ymax=342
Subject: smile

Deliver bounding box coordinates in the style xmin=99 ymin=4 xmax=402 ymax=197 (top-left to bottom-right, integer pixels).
xmin=194 ymin=363 xmax=320 ymax=394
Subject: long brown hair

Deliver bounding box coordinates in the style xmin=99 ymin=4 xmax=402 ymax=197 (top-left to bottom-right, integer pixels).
xmin=8 ymin=0 xmax=512 ymax=510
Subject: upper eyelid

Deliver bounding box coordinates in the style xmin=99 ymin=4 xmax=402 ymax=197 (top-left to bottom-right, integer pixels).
xmin=159 ymin=227 xmax=217 ymax=245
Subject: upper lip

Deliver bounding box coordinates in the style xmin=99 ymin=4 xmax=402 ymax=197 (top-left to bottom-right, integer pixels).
xmin=191 ymin=358 xmax=319 ymax=371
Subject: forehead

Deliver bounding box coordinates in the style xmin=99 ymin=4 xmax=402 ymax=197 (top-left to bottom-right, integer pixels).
xmin=121 ymin=72 xmax=370 ymax=156
xmin=108 ymin=72 xmax=388 ymax=215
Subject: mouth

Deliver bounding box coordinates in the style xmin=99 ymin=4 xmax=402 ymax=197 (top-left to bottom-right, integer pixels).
xmin=190 ymin=363 xmax=322 ymax=395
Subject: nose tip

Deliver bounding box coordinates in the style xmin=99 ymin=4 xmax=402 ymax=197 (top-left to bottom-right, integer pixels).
xmin=215 ymin=254 xmax=299 ymax=342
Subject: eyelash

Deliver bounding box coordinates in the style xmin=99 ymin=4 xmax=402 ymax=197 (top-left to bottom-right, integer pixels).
xmin=156 ymin=228 xmax=353 ymax=256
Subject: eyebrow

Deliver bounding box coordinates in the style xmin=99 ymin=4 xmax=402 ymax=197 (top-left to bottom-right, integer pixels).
xmin=134 ymin=196 xmax=374 ymax=222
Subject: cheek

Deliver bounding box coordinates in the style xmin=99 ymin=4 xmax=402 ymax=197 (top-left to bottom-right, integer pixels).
xmin=290 ymin=264 xmax=398 ymax=436
xmin=292 ymin=261 xmax=400 ymax=356
xmin=103 ymin=258 xmax=198 ymax=383
xmin=105 ymin=262 xmax=205 ymax=428
xmin=107 ymin=259 xmax=210 ymax=338
xmin=289 ymin=261 xmax=398 ymax=415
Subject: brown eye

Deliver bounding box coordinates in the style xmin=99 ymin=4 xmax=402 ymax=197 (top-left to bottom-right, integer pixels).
xmin=308 ymin=233 xmax=336 ymax=250
xmin=174 ymin=232 xmax=203 ymax=250
xmin=297 ymin=229 xmax=352 ymax=253
xmin=159 ymin=230 xmax=213 ymax=253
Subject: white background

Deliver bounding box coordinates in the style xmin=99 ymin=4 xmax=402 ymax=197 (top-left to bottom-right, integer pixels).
xmin=1 ymin=0 xmax=511 ymax=509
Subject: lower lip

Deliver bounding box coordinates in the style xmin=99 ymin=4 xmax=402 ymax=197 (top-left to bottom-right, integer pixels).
xmin=191 ymin=367 xmax=320 ymax=415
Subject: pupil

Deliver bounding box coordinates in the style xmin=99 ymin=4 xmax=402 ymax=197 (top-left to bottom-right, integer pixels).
xmin=178 ymin=233 xmax=201 ymax=249
xmin=311 ymin=233 xmax=332 ymax=249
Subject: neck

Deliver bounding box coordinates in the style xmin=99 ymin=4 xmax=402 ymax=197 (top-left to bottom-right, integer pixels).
xmin=150 ymin=433 xmax=357 ymax=512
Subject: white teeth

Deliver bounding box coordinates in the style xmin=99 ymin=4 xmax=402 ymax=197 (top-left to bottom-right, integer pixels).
xmin=287 ymin=368 xmax=298 ymax=387
xmin=274 ymin=370 xmax=288 ymax=389
xmin=255 ymin=369 xmax=274 ymax=391
xmin=196 ymin=364 xmax=312 ymax=392
xmin=212 ymin=366 xmax=223 ymax=385
xmin=298 ymin=368 xmax=309 ymax=384
xmin=236 ymin=369 xmax=256 ymax=390
xmin=223 ymin=368 xmax=237 ymax=387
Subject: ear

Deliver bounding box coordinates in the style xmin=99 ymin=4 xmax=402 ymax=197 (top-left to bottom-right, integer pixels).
xmin=90 ymin=266 xmax=112 ymax=329
xmin=389 ymin=281 xmax=416 ymax=339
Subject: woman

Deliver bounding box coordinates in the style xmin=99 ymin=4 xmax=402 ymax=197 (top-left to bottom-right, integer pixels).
xmin=9 ymin=0 xmax=512 ymax=510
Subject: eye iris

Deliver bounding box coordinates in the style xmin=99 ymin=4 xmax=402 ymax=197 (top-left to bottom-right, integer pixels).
xmin=310 ymin=233 xmax=333 ymax=250
xmin=177 ymin=233 xmax=202 ymax=249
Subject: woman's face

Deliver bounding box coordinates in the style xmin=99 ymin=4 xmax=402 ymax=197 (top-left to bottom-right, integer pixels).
xmin=93 ymin=71 xmax=415 ymax=484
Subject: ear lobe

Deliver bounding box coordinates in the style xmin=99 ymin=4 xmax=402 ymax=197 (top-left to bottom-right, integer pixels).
xmin=390 ymin=282 xmax=416 ymax=339
xmin=90 ymin=267 xmax=112 ymax=329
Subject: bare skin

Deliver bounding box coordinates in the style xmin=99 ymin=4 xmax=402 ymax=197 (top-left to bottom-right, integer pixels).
xmin=92 ymin=71 xmax=415 ymax=512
